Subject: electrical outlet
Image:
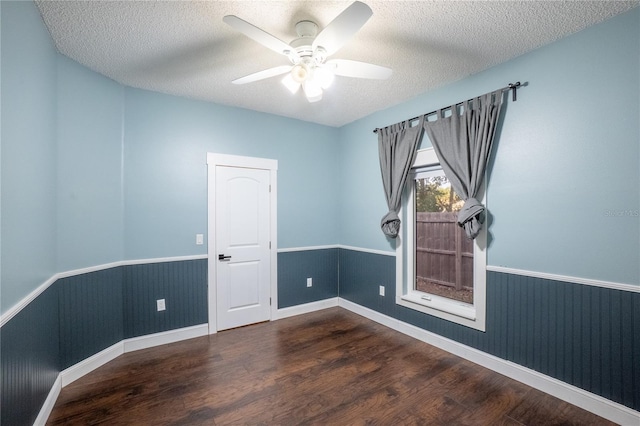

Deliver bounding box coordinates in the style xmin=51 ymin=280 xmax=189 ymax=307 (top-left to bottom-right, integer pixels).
xmin=196 ymin=234 xmax=204 ymax=245
xmin=379 ymin=285 xmax=385 ymax=296
xmin=157 ymin=299 xmax=166 ymax=311
xmin=307 ymin=277 xmax=312 ymax=288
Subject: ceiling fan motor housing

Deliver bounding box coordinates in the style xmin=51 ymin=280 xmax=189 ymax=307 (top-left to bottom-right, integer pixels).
xmin=288 ymin=20 xmax=327 ymax=65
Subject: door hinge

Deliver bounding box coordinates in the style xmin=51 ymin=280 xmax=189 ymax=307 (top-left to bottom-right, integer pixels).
xmin=269 ymin=184 xmax=271 ymax=193
xmin=269 ymin=241 xmax=271 ymax=249
xmin=270 ymin=297 xmax=272 ymax=306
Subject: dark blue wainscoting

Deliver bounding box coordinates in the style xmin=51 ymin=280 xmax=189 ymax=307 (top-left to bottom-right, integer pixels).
xmin=338 ymin=249 xmax=396 ymax=314
xmin=487 ymin=273 xmax=639 ymax=409
xmin=1 ymin=258 xmax=208 ymax=424
xmin=58 ymin=268 xmax=124 ymax=369
xmin=123 ymin=259 xmax=208 ymax=338
xmin=1 ymin=286 xmax=60 ymax=426
xmin=3 ymin=251 xmax=638 ymax=424
xmin=338 ymin=248 xmax=640 ymax=412
xmin=277 ymin=248 xmax=339 ymax=308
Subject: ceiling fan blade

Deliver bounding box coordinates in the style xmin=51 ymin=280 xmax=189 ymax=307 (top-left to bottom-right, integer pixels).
xmin=326 ymin=59 xmax=392 ymax=80
xmin=232 ymin=65 xmax=293 ymax=85
xmin=312 ymin=1 xmax=373 ymax=56
xmin=223 ymin=15 xmax=292 ymax=56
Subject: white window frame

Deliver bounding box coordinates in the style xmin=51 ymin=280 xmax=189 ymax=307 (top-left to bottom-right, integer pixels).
xmin=395 ymin=148 xmax=487 ymax=331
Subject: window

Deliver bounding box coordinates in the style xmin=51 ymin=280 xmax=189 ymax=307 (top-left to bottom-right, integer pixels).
xmin=414 ymin=168 xmax=472 ymax=303
xmin=395 ymin=148 xmax=486 ymax=331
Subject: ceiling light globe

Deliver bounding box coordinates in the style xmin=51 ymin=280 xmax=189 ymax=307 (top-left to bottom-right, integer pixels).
xmin=291 ymin=64 xmax=308 ymax=83
xmin=303 ymin=78 xmax=322 ymax=102
xmin=281 ymin=73 xmax=300 ymax=94
xmin=314 ymin=66 xmax=335 ymax=89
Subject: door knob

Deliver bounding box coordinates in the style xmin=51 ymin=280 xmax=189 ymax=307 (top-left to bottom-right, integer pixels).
xmin=218 ymin=254 xmax=232 ymax=261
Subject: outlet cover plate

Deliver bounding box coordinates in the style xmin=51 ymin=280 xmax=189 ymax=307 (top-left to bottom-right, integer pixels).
xmin=157 ymin=299 xmax=166 ymax=311
xmin=307 ymin=277 xmax=312 ymax=287
xmin=379 ymin=285 xmax=385 ymax=296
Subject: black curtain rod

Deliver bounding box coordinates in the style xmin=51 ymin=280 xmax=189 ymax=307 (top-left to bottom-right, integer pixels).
xmin=373 ymin=82 xmax=521 ymax=134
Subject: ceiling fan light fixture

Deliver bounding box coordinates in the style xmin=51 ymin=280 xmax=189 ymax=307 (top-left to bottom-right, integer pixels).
xmin=281 ymin=73 xmax=301 ymax=94
xmin=224 ymin=1 xmax=388 ymax=104
xmin=290 ymin=64 xmax=308 ymax=83
xmin=314 ymin=66 xmax=335 ymax=89
xmin=303 ymin=79 xmax=323 ymax=102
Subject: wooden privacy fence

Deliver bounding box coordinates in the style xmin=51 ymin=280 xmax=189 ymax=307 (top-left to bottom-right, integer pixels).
xmin=416 ymin=212 xmax=473 ymax=291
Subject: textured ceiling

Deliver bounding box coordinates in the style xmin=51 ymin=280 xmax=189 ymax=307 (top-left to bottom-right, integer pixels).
xmin=36 ymin=1 xmax=638 ymax=127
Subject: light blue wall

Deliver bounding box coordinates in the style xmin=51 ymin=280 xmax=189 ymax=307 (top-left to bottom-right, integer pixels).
xmin=2 ymin=1 xmax=638 ymax=316
xmin=486 ymin=8 xmax=639 ymax=285
xmin=0 ymin=0 xmax=340 ymax=314
xmin=56 ymin=56 xmax=124 ymax=271
xmin=1 ymin=1 xmax=58 ymax=312
xmin=123 ymin=88 xmax=340 ymax=259
xmin=339 ymin=8 xmax=639 ymax=285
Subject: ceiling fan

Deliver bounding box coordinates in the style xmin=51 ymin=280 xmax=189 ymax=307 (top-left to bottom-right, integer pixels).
xmin=223 ymin=1 xmax=392 ymax=103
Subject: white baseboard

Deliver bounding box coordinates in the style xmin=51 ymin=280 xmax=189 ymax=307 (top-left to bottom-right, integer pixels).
xmin=60 ymin=341 xmax=124 ymax=387
xmin=274 ymin=297 xmax=339 ymax=320
xmin=33 ymin=375 xmax=62 ymax=426
xmin=38 ymin=324 xmax=210 ymax=425
xmin=338 ymin=298 xmax=640 ymax=426
xmin=123 ymin=324 xmax=209 ymax=353
xmin=60 ymin=325 xmax=209 ymax=387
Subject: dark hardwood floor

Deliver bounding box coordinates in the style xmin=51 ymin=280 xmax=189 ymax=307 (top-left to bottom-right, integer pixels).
xmin=48 ymin=307 xmax=613 ymax=425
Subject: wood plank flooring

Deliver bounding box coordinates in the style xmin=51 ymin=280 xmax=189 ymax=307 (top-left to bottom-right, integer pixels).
xmin=48 ymin=307 xmax=614 ymax=425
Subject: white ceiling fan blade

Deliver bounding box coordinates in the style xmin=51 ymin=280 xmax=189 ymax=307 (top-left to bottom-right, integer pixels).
xmin=326 ymin=59 xmax=392 ymax=80
xmin=312 ymin=1 xmax=373 ymax=56
xmin=232 ymin=65 xmax=293 ymax=85
xmin=223 ymin=15 xmax=292 ymax=56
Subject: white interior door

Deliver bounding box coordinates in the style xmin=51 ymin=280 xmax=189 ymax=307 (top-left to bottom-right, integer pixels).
xmin=215 ymin=165 xmax=271 ymax=331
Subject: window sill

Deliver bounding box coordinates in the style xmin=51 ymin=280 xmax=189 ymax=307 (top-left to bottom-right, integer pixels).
xmin=402 ymin=292 xmax=476 ymax=320
xmin=397 ymin=293 xmax=485 ymax=331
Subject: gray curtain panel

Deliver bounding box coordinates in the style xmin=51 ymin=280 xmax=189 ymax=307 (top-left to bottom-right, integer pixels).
xmin=423 ymin=90 xmax=504 ymax=239
xmin=378 ymin=116 xmax=425 ymax=238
